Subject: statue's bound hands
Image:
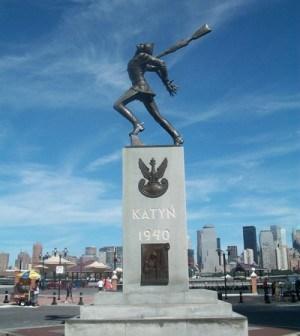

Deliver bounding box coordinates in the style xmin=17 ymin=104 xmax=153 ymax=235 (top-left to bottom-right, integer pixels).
xmin=165 ymin=80 xmax=178 ymax=96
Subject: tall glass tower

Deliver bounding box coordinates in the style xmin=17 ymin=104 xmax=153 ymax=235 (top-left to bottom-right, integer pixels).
xmin=243 ymin=226 xmax=258 ymax=264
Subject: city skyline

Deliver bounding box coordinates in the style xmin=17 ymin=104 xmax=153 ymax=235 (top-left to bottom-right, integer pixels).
xmin=0 ymin=1 xmax=299 ymax=262
xmin=1 ymin=223 xmax=298 ymax=269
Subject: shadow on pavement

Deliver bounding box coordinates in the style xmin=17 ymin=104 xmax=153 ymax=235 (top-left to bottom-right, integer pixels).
xmin=45 ymin=314 xmax=77 ymax=322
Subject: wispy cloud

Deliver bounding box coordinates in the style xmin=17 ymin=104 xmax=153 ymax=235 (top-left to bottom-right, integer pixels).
xmin=86 ymin=151 xmax=121 ymax=172
xmin=186 ymin=172 xmax=246 ymax=203
xmin=174 ymin=92 xmax=300 ymax=128
xmin=0 ymin=0 xmax=263 ymax=112
xmin=216 ymin=142 xmax=299 ymax=169
xmin=0 ymin=164 xmax=121 ymax=228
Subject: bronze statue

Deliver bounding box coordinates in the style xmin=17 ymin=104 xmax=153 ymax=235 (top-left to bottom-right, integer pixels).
xmin=113 ymin=24 xmax=211 ymax=146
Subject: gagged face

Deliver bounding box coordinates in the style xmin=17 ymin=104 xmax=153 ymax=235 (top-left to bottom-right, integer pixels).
xmin=136 ymin=43 xmax=154 ymax=55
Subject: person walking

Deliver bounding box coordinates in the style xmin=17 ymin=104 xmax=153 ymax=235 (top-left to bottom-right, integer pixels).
xmin=97 ymin=278 xmax=104 ymax=292
xmin=65 ymin=281 xmax=73 ymax=303
xmin=263 ymin=277 xmax=270 ymax=304
xmin=104 ymin=277 xmax=112 ymax=291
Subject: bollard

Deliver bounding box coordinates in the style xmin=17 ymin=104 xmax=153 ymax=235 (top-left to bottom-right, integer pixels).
xmin=3 ymin=290 xmax=9 ymax=304
xmin=239 ymin=291 xmax=243 ymax=303
xmin=78 ymin=292 xmax=84 ymax=305
xmin=217 ymin=292 xmax=223 ymax=300
xmin=51 ymin=292 xmax=57 ymax=305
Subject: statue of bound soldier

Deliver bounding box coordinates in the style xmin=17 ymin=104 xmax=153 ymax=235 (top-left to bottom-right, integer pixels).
xmin=113 ymin=24 xmax=211 ymax=146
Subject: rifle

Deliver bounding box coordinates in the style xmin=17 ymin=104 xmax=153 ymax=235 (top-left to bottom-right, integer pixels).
xmin=156 ymin=24 xmax=212 ymax=59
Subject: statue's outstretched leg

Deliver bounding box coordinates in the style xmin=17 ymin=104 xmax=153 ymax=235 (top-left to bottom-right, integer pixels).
xmin=144 ymin=98 xmax=183 ymax=145
xmin=113 ymin=89 xmax=144 ymax=135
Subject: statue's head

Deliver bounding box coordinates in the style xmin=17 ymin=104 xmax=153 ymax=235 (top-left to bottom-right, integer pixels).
xmin=136 ymin=43 xmax=154 ymax=55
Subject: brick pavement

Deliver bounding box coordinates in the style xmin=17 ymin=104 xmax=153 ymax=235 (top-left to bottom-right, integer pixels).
xmin=1 ymin=324 xmax=299 ymax=336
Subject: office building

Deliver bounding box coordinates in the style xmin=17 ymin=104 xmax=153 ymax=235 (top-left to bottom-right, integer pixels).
xmin=271 ymin=225 xmax=287 ymax=246
xmin=292 ymin=229 xmax=300 ymax=253
xmin=243 ymin=249 xmax=254 ymax=265
xmin=243 ymin=226 xmax=258 ymax=263
xmin=15 ymin=251 xmax=31 ymax=270
xmin=259 ymin=230 xmax=276 ymax=271
xmin=275 ymin=245 xmax=288 ymax=270
xmin=85 ymin=246 xmax=97 ymax=256
xmin=32 ymin=242 xmax=43 ymax=265
xmin=197 ymin=225 xmax=220 ymax=273
xmin=188 ymin=249 xmax=195 ymax=267
xmin=0 ymin=252 xmax=9 ymax=273
xmin=227 ymin=246 xmax=238 ymax=263
xmin=99 ymin=246 xmax=123 ymax=269
xmin=271 ymin=226 xmax=288 ymax=270
xmin=288 ymin=248 xmax=300 ymax=271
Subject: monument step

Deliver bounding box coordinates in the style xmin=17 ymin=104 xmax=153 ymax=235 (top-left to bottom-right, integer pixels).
xmin=81 ymin=300 xmax=233 ymax=319
xmin=93 ymin=289 xmax=218 ymax=305
xmin=66 ymin=313 xmax=247 ymax=336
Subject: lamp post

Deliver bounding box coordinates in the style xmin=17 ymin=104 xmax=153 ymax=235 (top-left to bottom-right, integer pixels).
xmin=113 ymin=247 xmax=117 ymax=270
xmin=57 ymin=248 xmax=68 ymax=301
xmin=217 ymin=249 xmax=229 ymax=300
xmin=39 ymin=252 xmax=50 ymax=289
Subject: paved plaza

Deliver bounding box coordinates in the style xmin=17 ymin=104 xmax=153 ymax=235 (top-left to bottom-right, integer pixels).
xmin=1 ymin=289 xmax=300 ymax=336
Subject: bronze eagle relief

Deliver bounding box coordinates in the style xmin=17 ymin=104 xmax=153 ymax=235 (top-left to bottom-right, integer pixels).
xmin=138 ymin=158 xmax=168 ymax=198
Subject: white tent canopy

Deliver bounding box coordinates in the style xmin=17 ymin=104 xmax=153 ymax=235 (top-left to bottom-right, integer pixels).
xmin=44 ymin=255 xmax=75 ymax=266
xmin=84 ymin=261 xmax=110 ymax=270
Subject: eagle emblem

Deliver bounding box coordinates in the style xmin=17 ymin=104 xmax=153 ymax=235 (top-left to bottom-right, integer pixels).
xmin=138 ymin=158 xmax=168 ymax=198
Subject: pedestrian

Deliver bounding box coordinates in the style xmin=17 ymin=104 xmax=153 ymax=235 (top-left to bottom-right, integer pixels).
xmin=97 ymin=278 xmax=104 ymax=292
xmin=65 ymin=281 xmax=73 ymax=303
xmin=32 ymin=280 xmax=40 ymax=306
xmin=275 ymin=282 xmax=281 ymax=302
xmin=263 ymin=277 xmax=270 ymax=303
xmin=271 ymin=281 xmax=276 ymax=297
xmin=104 ymin=277 xmax=112 ymax=291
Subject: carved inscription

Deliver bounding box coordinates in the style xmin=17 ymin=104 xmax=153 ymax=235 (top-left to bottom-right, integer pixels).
xmin=132 ymin=206 xmax=176 ymax=220
xmin=139 ymin=229 xmax=170 ymax=242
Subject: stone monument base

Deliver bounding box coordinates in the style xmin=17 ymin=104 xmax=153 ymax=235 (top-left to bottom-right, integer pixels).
xmin=65 ymin=289 xmax=247 ymax=336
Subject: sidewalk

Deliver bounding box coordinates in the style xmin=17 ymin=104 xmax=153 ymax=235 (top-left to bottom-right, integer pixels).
xmin=0 ymin=291 xmax=94 ymax=306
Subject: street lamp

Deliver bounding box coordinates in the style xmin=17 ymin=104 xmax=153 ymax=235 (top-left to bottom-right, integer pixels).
xmin=39 ymin=252 xmax=50 ymax=289
xmin=217 ymin=249 xmax=230 ymax=300
xmin=57 ymin=248 xmax=68 ymax=300
xmin=113 ymin=247 xmax=118 ymax=270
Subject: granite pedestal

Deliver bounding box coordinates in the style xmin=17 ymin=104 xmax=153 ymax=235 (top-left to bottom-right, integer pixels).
xmin=65 ymin=146 xmax=247 ymax=336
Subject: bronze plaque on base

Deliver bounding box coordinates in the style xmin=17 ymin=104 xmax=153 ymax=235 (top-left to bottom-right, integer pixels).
xmin=141 ymin=243 xmax=169 ymax=286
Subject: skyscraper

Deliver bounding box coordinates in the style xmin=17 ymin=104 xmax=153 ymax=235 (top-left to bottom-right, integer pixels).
xmin=259 ymin=230 xmax=276 ymax=271
xmin=227 ymin=246 xmax=238 ymax=263
xmin=197 ymin=225 xmax=219 ymax=273
xmin=271 ymin=225 xmax=287 ymax=246
xmin=99 ymin=246 xmax=123 ymax=269
xmin=292 ymin=229 xmax=300 ymax=252
xmin=243 ymin=226 xmax=258 ymax=263
xmin=32 ymin=242 xmax=43 ymax=266
xmin=271 ymin=225 xmax=288 ymax=270
xmin=188 ymin=249 xmax=195 ymax=267
xmin=15 ymin=251 xmax=31 ymax=270
xmin=85 ymin=246 xmax=97 ymax=256
xmin=243 ymin=249 xmax=254 ymax=265
xmin=0 ymin=252 xmax=9 ymax=273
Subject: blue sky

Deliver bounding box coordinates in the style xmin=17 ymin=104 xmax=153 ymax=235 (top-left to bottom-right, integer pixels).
xmin=0 ymin=0 xmax=299 ymax=265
